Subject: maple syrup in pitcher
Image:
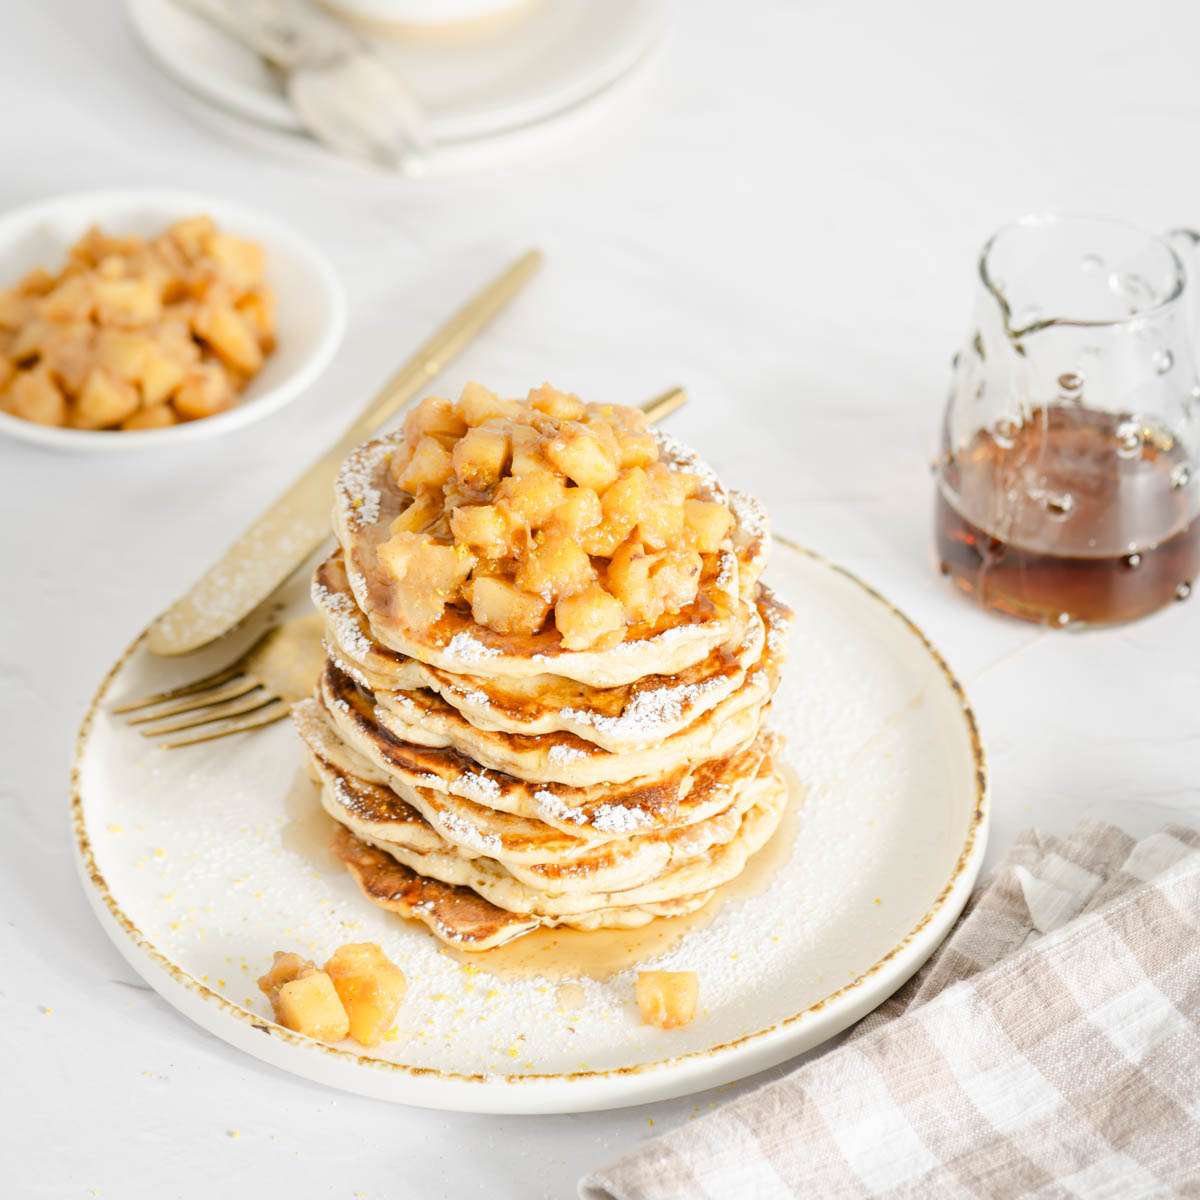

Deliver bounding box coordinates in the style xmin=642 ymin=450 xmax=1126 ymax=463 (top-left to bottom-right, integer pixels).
xmin=937 ymin=405 xmax=1200 ymax=625
xmin=936 ymin=216 xmax=1200 ymax=626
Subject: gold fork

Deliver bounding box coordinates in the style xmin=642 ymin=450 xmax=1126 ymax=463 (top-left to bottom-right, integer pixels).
xmin=116 ymin=386 xmax=688 ymax=749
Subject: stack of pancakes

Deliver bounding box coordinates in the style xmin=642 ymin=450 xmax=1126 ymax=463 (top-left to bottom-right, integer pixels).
xmin=294 ymin=394 xmax=793 ymax=951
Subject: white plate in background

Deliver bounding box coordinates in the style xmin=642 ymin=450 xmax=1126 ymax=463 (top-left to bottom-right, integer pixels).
xmin=0 ymin=188 xmax=345 ymax=452
xmin=72 ymin=540 xmax=987 ymax=1112
xmin=124 ymin=0 xmax=667 ymax=147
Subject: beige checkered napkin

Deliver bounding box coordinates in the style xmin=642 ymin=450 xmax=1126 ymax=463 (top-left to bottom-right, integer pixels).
xmin=581 ymin=822 xmax=1200 ymax=1200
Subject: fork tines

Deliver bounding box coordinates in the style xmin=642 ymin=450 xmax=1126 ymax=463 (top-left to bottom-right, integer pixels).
xmin=113 ymin=633 xmax=291 ymax=748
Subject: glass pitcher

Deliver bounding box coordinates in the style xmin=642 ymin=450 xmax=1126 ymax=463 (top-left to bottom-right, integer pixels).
xmin=934 ymin=213 xmax=1200 ymax=626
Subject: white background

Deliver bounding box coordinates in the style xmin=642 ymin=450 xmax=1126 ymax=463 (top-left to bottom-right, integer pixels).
xmin=3 ymin=2 xmax=1199 ymax=1197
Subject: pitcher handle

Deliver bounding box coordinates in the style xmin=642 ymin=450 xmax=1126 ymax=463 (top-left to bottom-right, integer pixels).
xmin=1167 ymin=228 xmax=1200 ymax=377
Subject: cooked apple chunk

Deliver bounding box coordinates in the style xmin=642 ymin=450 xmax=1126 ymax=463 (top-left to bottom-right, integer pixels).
xmin=471 ymin=575 xmax=550 ymax=635
xmin=389 ymin=491 xmax=442 ymax=535
xmin=173 ymin=362 xmax=234 ymax=420
xmin=377 ymin=533 xmax=475 ymax=628
xmin=92 ymin=277 xmax=161 ymax=328
xmin=395 ymin=435 xmax=454 ymax=493
xmin=555 ymin=584 xmax=625 ymax=650
xmin=193 ymin=301 xmax=263 ymax=375
xmin=324 ymin=943 xmax=407 ymax=1047
xmin=139 ymin=344 xmax=186 ymax=406
xmin=276 ymin=974 xmax=349 ymax=1041
xmin=205 ymin=231 xmax=266 ymax=292
xmin=455 ymin=380 xmax=522 ymax=426
xmin=515 ymin=534 xmax=595 ymax=602
xmin=636 ymin=971 xmax=699 ymax=1029
xmin=258 ymin=951 xmax=311 ymax=1004
xmin=508 ymin=423 xmax=544 ymax=476
xmin=543 ymin=423 xmax=619 ymax=491
xmin=122 ymin=403 xmax=176 ymax=431
xmin=617 ymin=427 xmax=658 ymax=468
xmin=649 ymin=548 xmax=703 ymax=615
xmin=75 ymin=366 xmax=139 ymax=429
xmin=402 ymin=395 xmax=466 ymax=443
xmin=4 ymin=366 xmax=65 ymax=426
xmin=580 ymin=468 xmax=647 ymax=556
xmin=450 ymin=503 xmax=517 ymax=558
xmin=495 ymin=467 xmax=566 ymax=528
xmin=528 ymin=382 xmax=585 ymax=421
xmin=608 ymin=542 xmax=702 ymax=625
xmin=453 ymin=424 xmax=511 ymax=492
xmin=684 ymin=498 xmax=734 ymax=552
xmin=545 ymin=486 xmax=602 ymax=537
xmin=258 ymin=953 xmax=350 ymax=1042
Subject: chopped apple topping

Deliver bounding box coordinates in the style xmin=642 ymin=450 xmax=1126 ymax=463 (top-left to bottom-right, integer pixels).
xmin=258 ymin=952 xmax=349 ymax=1042
xmin=402 ymin=395 xmax=466 ymax=443
xmin=515 ymin=533 xmax=595 ymax=602
xmin=607 ymin=543 xmax=702 ymax=625
xmin=395 ymin=435 xmax=454 ymax=492
xmin=367 ymin=383 xmax=736 ymax=645
xmin=555 ymin=584 xmax=626 ymax=650
xmin=544 ymin=423 xmax=620 ymax=491
xmin=455 ymin=380 xmax=522 ymax=426
xmin=636 ymin=970 xmax=699 ymax=1029
xmin=528 ymin=381 xmax=585 ymax=421
xmin=453 ymin=424 xmax=511 ymax=492
xmin=260 ymin=944 xmax=407 ymax=1047
xmin=470 ymin=575 xmax=550 ymax=635
xmin=324 ymin=942 xmax=407 ymax=1047
xmin=0 ymin=215 xmax=275 ymax=431
xmin=684 ymin=498 xmax=735 ymax=553
xmin=376 ymin=533 xmax=474 ymax=628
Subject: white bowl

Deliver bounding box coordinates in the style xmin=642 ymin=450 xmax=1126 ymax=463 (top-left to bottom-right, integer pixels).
xmin=0 ymin=188 xmax=346 ymax=451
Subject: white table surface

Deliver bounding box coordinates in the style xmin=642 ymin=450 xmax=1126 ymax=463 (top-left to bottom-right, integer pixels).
xmin=4 ymin=2 xmax=1199 ymax=1196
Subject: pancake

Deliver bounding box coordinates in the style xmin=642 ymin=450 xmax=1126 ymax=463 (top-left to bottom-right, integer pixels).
xmin=369 ymin=653 xmax=777 ymax=787
xmin=291 ymin=385 xmax=793 ymax=951
xmin=316 ymin=587 xmax=787 ymax=790
xmin=333 ymin=428 xmax=770 ymax=688
xmin=311 ymin=672 xmax=774 ymax=838
xmin=344 ymin=762 xmax=788 ymax=918
xmin=333 ymin=826 xmax=718 ymax=949
xmin=306 ymin=735 xmax=777 ymax=895
xmin=296 ymin=694 xmax=777 ymax=850
xmin=315 ymin=552 xmax=784 ymax=754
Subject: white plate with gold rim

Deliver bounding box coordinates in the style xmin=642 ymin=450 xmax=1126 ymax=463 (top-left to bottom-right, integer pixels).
xmin=71 ymin=539 xmax=987 ymax=1114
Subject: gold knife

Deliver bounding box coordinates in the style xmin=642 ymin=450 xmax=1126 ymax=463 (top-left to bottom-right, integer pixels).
xmin=147 ymin=249 xmax=543 ymax=657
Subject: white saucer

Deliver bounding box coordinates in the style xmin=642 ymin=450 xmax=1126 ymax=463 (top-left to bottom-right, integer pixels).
xmin=124 ymin=0 xmax=666 ymax=150
xmin=72 ymin=539 xmax=987 ymax=1113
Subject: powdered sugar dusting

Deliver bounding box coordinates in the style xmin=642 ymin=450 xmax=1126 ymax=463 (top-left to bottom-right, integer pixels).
xmin=729 ymin=490 xmax=768 ymax=543
xmin=455 ymin=770 xmax=501 ymax=804
xmin=716 ymin=549 xmax=738 ymax=597
xmin=434 ymin=808 xmax=502 ymax=856
xmin=336 ymin=437 xmax=395 ymax=530
xmin=313 ymin=579 xmax=374 ymax=661
xmin=531 ymin=789 xmax=652 ymax=836
xmin=653 ymin=429 xmax=725 ymax=500
xmin=590 ymin=803 xmax=656 ymax=835
xmin=532 ymin=788 xmax=588 ymax=827
xmin=326 ymin=650 xmax=370 ymax=689
xmin=445 ymin=631 xmax=500 ymax=664
xmin=561 ymin=675 xmax=726 ymax=744
xmin=547 ymin=742 xmax=589 ymax=764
